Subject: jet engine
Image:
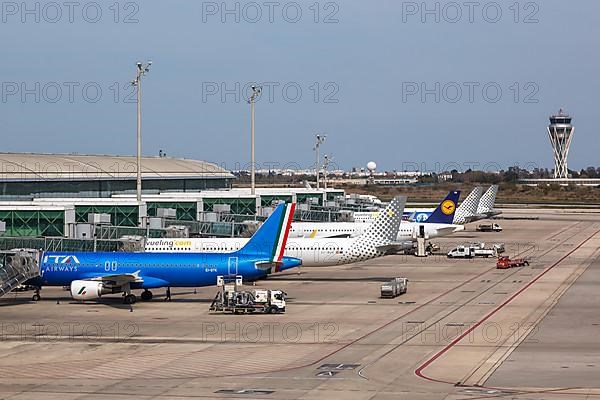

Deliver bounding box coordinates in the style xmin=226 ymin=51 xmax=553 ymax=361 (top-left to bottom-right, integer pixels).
xmin=70 ymin=280 xmax=107 ymax=300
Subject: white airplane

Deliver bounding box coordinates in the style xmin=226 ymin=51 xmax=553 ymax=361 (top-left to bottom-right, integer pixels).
xmin=145 ymin=196 xmax=408 ymax=267
xmin=354 ymin=186 xmax=498 ymax=225
xmin=290 ymin=191 xmax=464 ymax=241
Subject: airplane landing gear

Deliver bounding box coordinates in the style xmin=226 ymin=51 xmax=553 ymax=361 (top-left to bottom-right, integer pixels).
xmin=141 ymin=290 xmax=153 ymax=301
xmin=123 ymin=294 xmax=137 ymax=304
xmin=32 ymin=288 xmax=41 ymax=301
xmin=122 ymin=283 xmax=136 ymax=304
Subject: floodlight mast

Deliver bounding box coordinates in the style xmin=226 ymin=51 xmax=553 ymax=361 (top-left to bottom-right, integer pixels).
xmin=248 ymin=85 xmax=262 ymax=196
xmin=314 ymin=134 xmax=326 ymax=189
xmin=322 ymin=154 xmax=333 ymax=189
xmin=131 ymin=60 xmax=152 ymax=207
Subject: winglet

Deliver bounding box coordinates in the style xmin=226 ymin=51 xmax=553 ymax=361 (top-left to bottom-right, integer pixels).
xmin=426 ymin=191 xmax=461 ymax=224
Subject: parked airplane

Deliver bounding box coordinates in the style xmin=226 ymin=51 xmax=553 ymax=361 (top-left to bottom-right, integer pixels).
xmin=26 ymin=203 xmax=301 ymax=304
xmin=289 ymin=191 xmax=464 ymax=240
xmin=354 ymin=186 xmax=499 ymax=225
xmin=145 ymin=197 xmax=408 ymax=267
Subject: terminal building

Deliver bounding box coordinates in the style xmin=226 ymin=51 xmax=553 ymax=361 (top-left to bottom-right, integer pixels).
xmin=0 ymin=153 xmax=234 ymax=198
xmin=0 ymin=153 xmax=344 ymax=237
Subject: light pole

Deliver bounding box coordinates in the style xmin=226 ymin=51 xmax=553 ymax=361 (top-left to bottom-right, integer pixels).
xmin=131 ymin=60 xmax=152 ymax=205
xmin=248 ymin=85 xmax=261 ymax=196
xmin=313 ymin=134 xmax=326 ymax=189
xmin=322 ymin=154 xmax=332 ymax=189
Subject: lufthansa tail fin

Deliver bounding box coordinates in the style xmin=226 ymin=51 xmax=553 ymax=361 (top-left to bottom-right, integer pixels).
xmin=236 ymin=203 xmax=296 ymax=262
xmin=453 ymin=187 xmax=483 ymax=224
xmin=426 ymin=191 xmax=460 ymax=224
xmin=477 ymin=185 xmax=499 ymax=215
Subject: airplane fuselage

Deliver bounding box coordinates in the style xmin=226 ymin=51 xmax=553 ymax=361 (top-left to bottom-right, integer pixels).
xmin=288 ymin=221 xmax=463 ymax=240
xmin=145 ymin=238 xmax=387 ymax=267
xmin=28 ymin=251 xmax=300 ymax=288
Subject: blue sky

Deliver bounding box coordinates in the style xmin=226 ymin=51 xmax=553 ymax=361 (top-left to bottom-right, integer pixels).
xmin=1 ymin=1 xmax=598 ymax=173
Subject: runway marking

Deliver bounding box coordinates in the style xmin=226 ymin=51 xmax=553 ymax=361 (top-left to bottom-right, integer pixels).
xmin=414 ymin=226 xmax=600 ymax=395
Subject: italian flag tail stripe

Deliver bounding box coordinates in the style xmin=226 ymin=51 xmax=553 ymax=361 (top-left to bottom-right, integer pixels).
xmin=273 ymin=203 xmax=296 ymax=262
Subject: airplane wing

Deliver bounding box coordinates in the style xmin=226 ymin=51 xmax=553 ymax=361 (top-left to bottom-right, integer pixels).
xmin=436 ymin=226 xmax=464 ymax=236
xmin=376 ymin=241 xmax=414 ymax=254
xmin=86 ymin=271 xmax=143 ymax=286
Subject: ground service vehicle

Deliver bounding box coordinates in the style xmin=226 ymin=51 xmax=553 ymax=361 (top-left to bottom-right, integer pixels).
xmin=477 ymin=223 xmax=503 ymax=232
xmin=380 ymin=277 xmax=408 ymax=298
xmin=447 ymin=243 xmax=504 ymax=258
xmin=496 ymin=256 xmax=530 ymax=269
xmin=210 ymin=275 xmax=286 ymax=314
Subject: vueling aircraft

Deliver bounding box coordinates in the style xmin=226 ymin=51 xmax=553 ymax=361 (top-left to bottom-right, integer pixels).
xmin=145 ymin=196 xmax=408 ymax=267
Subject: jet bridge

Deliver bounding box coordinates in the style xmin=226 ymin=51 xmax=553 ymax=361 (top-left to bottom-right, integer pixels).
xmin=0 ymin=249 xmax=41 ymax=297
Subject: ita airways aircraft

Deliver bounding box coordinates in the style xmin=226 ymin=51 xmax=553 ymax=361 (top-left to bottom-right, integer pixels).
xmin=145 ymin=196 xmax=408 ymax=267
xmin=289 ymin=191 xmax=464 ymax=241
xmin=26 ymin=203 xmax=300 ymax=304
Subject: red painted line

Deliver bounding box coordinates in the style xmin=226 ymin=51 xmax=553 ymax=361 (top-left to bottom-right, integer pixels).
xmin=204 ymin=225 xmax=563 ymax=379
xmin=415 ymin=228 xmax=600 ymax=386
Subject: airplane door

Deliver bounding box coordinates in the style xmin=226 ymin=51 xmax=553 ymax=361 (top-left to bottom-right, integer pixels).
xmin=228 ymin=257 xmax=238 ymax=275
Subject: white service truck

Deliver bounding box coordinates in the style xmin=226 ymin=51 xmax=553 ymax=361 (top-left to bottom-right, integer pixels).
xmin=380 ymin=277 xmax=408 ymax=298
xmin=447 ymin=244 xmax=498 ymax=258
xmin=476 ymin=223 xmax=502 ymax=232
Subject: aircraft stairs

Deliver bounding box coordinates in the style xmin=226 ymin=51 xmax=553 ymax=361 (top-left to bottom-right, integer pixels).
xmin=0 ymin=249 xmax=41 ymax=298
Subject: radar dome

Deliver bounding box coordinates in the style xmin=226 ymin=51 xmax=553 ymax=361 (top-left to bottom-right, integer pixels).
xmin=367 ymin=161 xmax=377 ymax=171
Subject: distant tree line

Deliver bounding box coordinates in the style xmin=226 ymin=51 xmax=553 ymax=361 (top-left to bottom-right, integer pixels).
xmin=441 ymin=166 xmax=600 ymax=184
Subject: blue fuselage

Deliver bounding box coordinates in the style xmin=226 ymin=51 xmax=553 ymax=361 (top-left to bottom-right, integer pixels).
xmin=28 ymin=252 xmax=300 ymax=289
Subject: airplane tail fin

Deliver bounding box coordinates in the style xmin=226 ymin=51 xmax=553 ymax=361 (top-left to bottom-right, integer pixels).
xmin=350 ymin=196 xmax=406 ymax=257
xmin=426 ymin=191 xmax=461 ymax=224
xmin=236 ymin=203 xmax=296 ymax=262
xmin=359 ymin=196 xmax=406 ymax=244
xmin=453 ymin=187 xmax=483 ymax=224
xmin=477 ymin=185 xmax=499 ymax=215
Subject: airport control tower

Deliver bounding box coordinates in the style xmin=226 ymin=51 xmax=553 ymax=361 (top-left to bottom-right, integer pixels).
xmin=547 ymin=109 xmax=574 ymax=179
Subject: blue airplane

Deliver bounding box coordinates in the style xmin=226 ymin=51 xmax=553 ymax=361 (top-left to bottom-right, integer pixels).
xmin=26 ymin=203 xmax=300 ymax=304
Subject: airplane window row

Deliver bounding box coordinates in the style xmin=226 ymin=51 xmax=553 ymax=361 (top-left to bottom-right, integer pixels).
xmin=45 ymin=262 xmax=207 ymax=268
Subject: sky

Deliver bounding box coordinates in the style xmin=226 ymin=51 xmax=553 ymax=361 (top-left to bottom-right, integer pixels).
xmin=1 ymin=0 xmax=598 ymax=173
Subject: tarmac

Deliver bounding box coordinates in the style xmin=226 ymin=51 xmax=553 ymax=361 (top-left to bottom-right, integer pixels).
xmin=1 ymin=208 xmax=599 ymax=399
